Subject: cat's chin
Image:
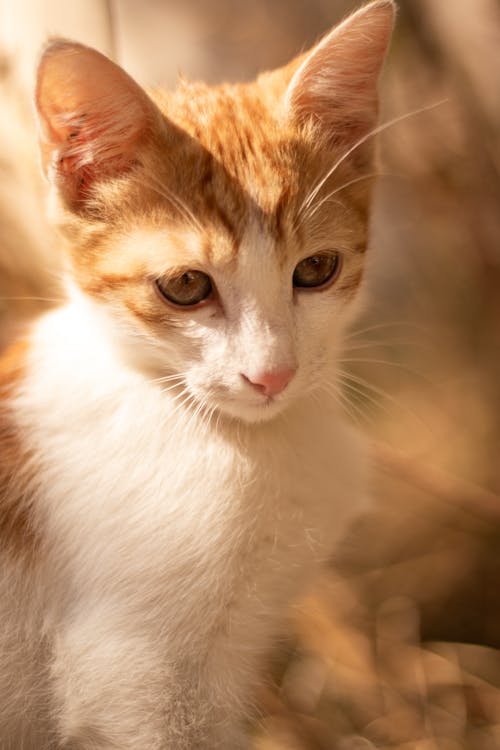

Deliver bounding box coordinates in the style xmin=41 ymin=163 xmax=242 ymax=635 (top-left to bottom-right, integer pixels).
xmin=214 ymin=395 xmax=290 ymax=424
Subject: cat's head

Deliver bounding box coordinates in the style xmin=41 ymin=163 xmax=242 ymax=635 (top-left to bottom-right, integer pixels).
xmin=35 ymin=1 xmax=395 ymax=423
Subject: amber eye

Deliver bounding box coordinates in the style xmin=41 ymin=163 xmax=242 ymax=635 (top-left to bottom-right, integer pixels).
xmin=156 ymin=271 xmax=213 ymax=307
xmin=293 ymin=252 xmax=341 ymax=289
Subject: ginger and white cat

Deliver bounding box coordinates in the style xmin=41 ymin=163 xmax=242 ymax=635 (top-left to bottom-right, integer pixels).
xmin=0 ymin=2 xmax=395 ymax=747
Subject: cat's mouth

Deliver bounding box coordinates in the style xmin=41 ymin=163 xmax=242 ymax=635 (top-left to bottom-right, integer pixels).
xmin=173 ymin=380 xmax=292 ymax=424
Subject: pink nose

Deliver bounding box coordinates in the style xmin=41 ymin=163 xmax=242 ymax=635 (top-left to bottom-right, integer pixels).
xmin=242 ymin=367 xmax=296 ymax=397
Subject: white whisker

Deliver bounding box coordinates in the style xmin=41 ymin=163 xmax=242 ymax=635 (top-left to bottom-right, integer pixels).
xmin=344 ymin=320 xmax=426 ymax=340
xmin=298 ymin=100 xmax=447 ymax=222
xmin=337 ymin=357 xmax=428 ymax=381
xmin=319 ymin=382 xmax=367 ymax=428
xmin=298 ymin=171 xmax=385 ymax=228
xmin=0 ymin=296 xmax=66 ymax=304
xmin=150 ymin=372 xmax=188 ymax=386
xmin=169 ymin=391 xmax=197 ymax=421
xmin=335 ymin=367 xmax=430 ymax=431
xmin=337 ymin=375 xmax=389 ymax=416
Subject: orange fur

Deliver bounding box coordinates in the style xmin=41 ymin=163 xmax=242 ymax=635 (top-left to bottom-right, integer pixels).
xmin=52 ymin=75 xmax=373 ymax=332
xmin=0 ymin=339 xmax=39 ymax=560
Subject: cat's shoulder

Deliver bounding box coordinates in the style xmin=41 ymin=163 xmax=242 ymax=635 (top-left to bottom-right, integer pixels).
xmin=0 ymin=337 xmax=30 ymax=391
xmin=0 ymin=336 xmax=40 ymax=561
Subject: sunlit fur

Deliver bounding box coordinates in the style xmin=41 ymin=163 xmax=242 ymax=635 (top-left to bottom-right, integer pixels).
xmin=0 ymin=2 xmax=395 ymax=748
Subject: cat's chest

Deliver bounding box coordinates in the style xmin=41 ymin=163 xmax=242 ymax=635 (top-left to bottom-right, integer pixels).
xmin=16 ymin=309 xmax=366 ymax=635
xmin=23 ymin=370 xmax=361 ymax=565
xmin=31 ymin=387 xmax=343 ymax=548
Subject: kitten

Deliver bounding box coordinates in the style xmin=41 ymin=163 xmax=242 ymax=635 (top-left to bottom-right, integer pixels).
xmin=0 ymin=1 xmax=395 ymax=748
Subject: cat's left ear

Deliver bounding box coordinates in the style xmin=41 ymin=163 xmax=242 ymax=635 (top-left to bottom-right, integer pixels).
xmin=285 ymin=0 xmax=396 ymax=147
xmin=35 ymin=40 xmax=160 ymax=210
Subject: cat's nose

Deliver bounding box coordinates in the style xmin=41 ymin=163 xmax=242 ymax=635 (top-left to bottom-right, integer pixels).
xmin=241 ymin=367 xmax=296 ymax=397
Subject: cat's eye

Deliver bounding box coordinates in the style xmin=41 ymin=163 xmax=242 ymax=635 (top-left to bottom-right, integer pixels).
xmin=293 ymin=252 xmax=341 ymax=289
xmin=156 ymin=271 xmax=213 ymax=307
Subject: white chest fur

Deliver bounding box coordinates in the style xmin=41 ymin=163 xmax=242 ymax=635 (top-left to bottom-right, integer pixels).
xmin=11 ymin=300 xmax=367 ymax=747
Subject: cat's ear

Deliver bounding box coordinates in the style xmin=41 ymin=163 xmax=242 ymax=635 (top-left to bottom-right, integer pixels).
xmin=285 ymin=0 xmax=395 ymax=147
xmin=35 ymin=40 xmax=159 ymax=209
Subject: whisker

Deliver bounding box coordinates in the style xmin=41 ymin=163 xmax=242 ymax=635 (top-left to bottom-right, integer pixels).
xmin=342 ymin=340 xmax=415 ymax=352
xmin=202 ymin=403 xmax=218 ymax=435
xmin=337 ymin=367 xmax=396 ymax=400
xmin=337 ymin=357 xmax=429 ymax=381
xmin=159 ymin=383 xmax=187 ymax=397
xmin=319 ymin=382 xmax=368 ymax=428
xmin=335 ymin=368 xmax=431 ymax=431
xmin=150 ymin=372 xmax=188 ymax=386
xmin=215 ymin=405 xmax=223 ymax=436
xmin=299 ymin=100 xmax=447 ymax=217
xmin=337 ymin=375 xmax=389 ymax=416
xmin=0 ymin=295 xmax=66 ymax=304
xmin=169 ymin=391 xmax=197 ymax=421
xmin=185 ymin=395 xmax=208 ymax=434
xmin=344 ymin=320 xmax=427 ymax=340
xmin=158 ymin=387 xmax=190 ymax=407
xmin=298 ymin=171 xmax=386 ymax=229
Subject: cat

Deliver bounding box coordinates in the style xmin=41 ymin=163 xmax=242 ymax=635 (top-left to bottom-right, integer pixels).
xmin=0 ymin=1 xmax=395 ymax=747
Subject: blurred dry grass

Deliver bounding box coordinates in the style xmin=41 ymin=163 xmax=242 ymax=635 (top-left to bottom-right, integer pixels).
xmin=0 ymin=1 xmax=499 ymax=748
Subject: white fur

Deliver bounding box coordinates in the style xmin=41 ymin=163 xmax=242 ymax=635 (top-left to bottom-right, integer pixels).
xmin=0 ymin=282 xmax=368 ymax=748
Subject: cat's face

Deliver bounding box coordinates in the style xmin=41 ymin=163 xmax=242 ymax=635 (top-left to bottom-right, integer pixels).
xmin=35 ymin=1 xmax=395 ymax=423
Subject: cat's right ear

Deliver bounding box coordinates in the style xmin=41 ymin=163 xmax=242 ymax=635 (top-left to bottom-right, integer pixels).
xmin=35 ymin=40 xmax=159 ymax=210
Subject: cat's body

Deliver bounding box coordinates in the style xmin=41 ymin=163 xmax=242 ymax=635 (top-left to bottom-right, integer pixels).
xmin=1 ymin=295 xmax=366 ymax=748
xmin=0 ymin=2 xmax=395 ymax=747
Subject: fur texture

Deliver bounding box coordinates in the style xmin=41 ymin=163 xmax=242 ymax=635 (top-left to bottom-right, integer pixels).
xmin=0 ymin=2 xmax=395 ymax=747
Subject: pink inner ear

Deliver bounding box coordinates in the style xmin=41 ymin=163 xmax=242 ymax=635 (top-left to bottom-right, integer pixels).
xmin=286 ymin=0 xmax=395 ymax=145
xmin=36 ymin=40 xmax=153 ymax=206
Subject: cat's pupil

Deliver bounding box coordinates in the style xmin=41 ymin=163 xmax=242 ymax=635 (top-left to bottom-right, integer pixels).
xmin=156 ymin=270 xmax=212 ymax=307
xmin=293 ymin=252 xmax=340 ymax=289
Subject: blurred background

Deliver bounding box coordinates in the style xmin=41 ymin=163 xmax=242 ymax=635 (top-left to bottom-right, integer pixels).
xmin=0 ymin=1 xmax=499 ymax=747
